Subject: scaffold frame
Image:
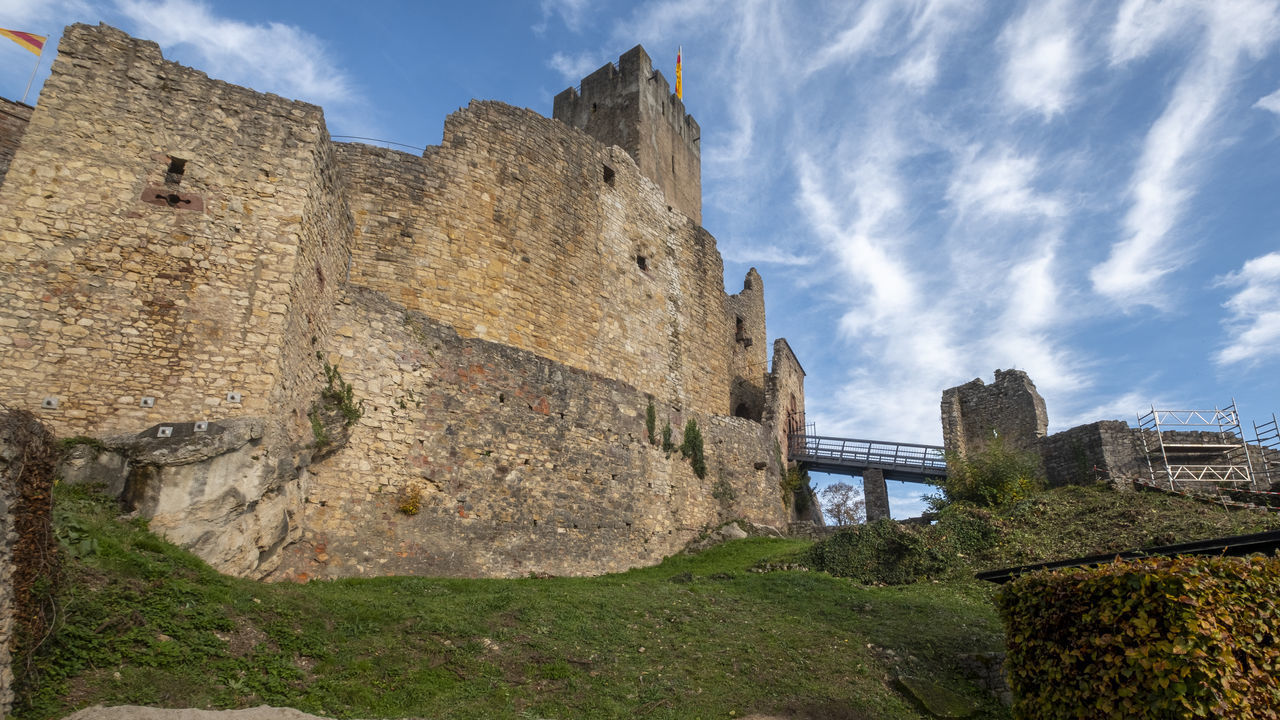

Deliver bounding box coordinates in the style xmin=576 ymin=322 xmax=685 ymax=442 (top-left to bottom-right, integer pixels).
xmin=1137 ymin=399 xmax=1257 ymax=492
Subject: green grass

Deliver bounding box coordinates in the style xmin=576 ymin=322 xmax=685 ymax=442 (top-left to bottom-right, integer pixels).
xmin=19 ymin=485 xmax=1009 ymax=720
xmin=968 ymin=483 xmax=1280 ymax=570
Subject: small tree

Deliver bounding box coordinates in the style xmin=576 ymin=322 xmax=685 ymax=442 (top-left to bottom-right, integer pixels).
xmin=818 ymin=481 xmax=866 ymax=526
xmin=680 ymin=418 xmax=706 ymax=479
xmin=940 ymin=435 xmax=1043 ymax=507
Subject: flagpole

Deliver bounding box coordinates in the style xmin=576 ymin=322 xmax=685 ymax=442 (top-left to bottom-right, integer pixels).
xmin=20 ymin=49 xmax=41 ymax=104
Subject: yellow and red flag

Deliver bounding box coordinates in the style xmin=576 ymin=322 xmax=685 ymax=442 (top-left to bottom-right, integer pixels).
xmin=1 ymin=28 xmax=45 ymax=55
xmin=676 ymin=47 xmax=683 ymax=99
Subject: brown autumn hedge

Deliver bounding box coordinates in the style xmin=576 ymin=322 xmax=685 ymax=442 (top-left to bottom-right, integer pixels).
xmin=996 ymin=554 xmax=1280 ymax=719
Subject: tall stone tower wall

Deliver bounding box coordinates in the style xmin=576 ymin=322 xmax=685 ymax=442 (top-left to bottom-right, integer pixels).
xmin=339 ymin=101 xmax=730 ymax=416
xmin=727 ymin=268 xmax=767 ymax=420
xmin=0 ymin=24 xmax=351 ymax=441
xmin=0 ymin=98 xmax=32 ymax=187
xmin=553 ymin=45 xmax=702 ymax=225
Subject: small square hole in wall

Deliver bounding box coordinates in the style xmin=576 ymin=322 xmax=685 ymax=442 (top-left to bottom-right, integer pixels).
xmin=140 ymin=396 xmax=155 ymax=408
xmin=636 ymin=256 xmax=648 ymax=271
xmin=602 ymin=164 xmax=615 ymax=185
xmin=41 ymin=397 xmax=59 ymax=410
xmin=165 ymin=156 xmax=187 ymax=185
xmin=194 ymin=421 xmax=209 ymax=432
xmin=226 ymin=391 xmax=242 ymax=403
xmin=157 ymin=426 xmax=173 ymax=438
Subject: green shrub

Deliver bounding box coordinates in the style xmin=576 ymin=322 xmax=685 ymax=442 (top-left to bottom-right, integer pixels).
xmin=661 ymin=421 xmax=674 ymax=454
xmin=938 ymin=436 xmax=1043 ymax=508
xmin=932 ymin=504 xmax=1000 ymax=559
xmin=997 ymin=555 xmax=1280 ymax=719
xmin=680 ymin=418 xmax=706 ymax=479
xmin=321 ymin=359 xmax=363 ymax=426
xmin=805 ymin=520 xmax=955 ymax=585
xmin=781 ymin=466 xmax=810 ymax=509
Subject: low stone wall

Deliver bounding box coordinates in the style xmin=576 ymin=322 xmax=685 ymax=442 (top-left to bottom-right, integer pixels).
xmin=272 ymin=288 xmax=788 ymax=580
xmin=1038 ymin=420 xmax=1145 ymax=489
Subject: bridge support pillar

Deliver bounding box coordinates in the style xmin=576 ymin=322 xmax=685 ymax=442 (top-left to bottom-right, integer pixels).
xmin=863 ymin=469 xmax=890 ymax=522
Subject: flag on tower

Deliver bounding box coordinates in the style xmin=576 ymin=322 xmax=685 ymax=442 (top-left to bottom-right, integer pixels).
xmin=0 ymin=28 xmax=46 ymax=55
xmin=676 ymin=47 xmax=683 ymax=99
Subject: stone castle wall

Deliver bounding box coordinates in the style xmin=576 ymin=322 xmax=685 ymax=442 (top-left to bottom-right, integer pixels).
xmin=727 ymin=269 xmax=768 ymax=420
xmin=274 ymin=288 xmax=786 ymax=580
xmin=0 ymin=24 xmax=347 ymax=442
xmin=940 ymin=369 xmax=1048 ymax=458
xmin=1038 ymin=420 xmax=1146 ymax=489
xmin=339 ymin=102 xmax=731 ymax=417
xmin=553 ymin=45 xmax=702 ymax=225
xmin=0 ymin=98 xmax=32 ymax=186
xmin=0 ymin=24 xmax=803 ymax=580
xmin=764 ymin=339 xmax=806 ymax=461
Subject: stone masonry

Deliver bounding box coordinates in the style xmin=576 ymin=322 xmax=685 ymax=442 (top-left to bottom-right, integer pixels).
xmin=0 ymin=98 xmax=32 ymax=187
xmin=940 ymin=369 xmax=1048 ymax=458
xmin=0 ymin=25 xmax=806 ymax=579
xmin=554 ymin=45 xmax=702 ymax=225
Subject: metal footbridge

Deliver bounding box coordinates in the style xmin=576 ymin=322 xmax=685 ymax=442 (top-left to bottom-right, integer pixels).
xmin=789 ymin=434 xmax=947 ymax=483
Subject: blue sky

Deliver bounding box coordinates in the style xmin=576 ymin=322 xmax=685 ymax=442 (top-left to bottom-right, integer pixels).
xmin=4 ymin=1 xmax=1280 ymax=518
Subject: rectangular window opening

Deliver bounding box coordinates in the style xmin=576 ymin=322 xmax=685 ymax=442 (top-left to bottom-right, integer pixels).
xmin=636 ymin=255 xmax=648 ymax=271
xmin=603 ymin=164 xmax=615 ymax=185
xmin=166 ymin=156 xmax=187 ymax=185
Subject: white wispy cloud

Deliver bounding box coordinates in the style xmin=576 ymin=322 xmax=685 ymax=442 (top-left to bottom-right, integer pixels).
xmin=999 ymin=0 xmax=1082 ymax=117
xmin=536 ymin=0 xmax=592 ymax=33
xmin=1092 ymin=0 xmax=1280 ymax=306
xmin=0 ymin=0 xmax=90 ymax=27
xmin=548 ymin=50 xmax=603 ymax=81
xmin=114 ymin=0 xmax=354 ymax=106
xmin=890 ymin=0 xmax=979 ymax=91
xmin=1257 ymin=86 xmax=1280 ymax=114
xmin=947 ymin=146 xmax=1065 ymax=221
xmin=803 ymin=0 xmax=893 ymax=76
xmin=1215 ymin=251 xmax=1280 ymax=367
xmin=720 ymin=242 xmax=815 ymax=267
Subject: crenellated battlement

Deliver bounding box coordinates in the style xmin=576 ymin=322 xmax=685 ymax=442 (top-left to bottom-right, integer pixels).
xmin=554 ymin=45 xmax=702 ymax=224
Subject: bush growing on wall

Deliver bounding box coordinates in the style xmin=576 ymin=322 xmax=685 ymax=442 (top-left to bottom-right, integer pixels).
xmin=996 ymin=555 xmax=1280 ymax=719
xmin=680 ymin=418 xmax=706 ymax=479
xmin=938 ymin=435 xmax=1043 ymax=508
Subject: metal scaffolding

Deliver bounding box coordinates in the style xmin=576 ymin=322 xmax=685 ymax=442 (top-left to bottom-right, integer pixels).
xmin=1253 ymin=414 xmax=1280 ymax=488
xmin=1137 ymin=400 xmax=1257 ymax=492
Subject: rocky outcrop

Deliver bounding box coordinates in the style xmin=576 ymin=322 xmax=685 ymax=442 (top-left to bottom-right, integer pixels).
xmin=59 ymin=416 xmax=348 ymax=579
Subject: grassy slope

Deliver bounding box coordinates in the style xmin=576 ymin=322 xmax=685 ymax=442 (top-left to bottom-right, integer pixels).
xmin=19 ymin=486 xmax=1008 ymax=720
xmin=970 ymin=484 xmax=1280 ymax=571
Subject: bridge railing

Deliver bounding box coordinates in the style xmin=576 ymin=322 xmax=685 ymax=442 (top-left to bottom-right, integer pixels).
xmin=789 ymin=434 xmax=947 ymax=475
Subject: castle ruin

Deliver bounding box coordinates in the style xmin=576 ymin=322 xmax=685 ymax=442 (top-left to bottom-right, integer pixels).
xmin=0 ymin=24 xmax=807 ymax=580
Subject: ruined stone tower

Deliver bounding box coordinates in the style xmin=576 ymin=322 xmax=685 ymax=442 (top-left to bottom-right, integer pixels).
xmin=553 ymin=45 xmax=702 ymax=225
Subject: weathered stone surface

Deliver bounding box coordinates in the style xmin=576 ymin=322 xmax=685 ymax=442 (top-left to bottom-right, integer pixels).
xmin=727 ymin=269 xmax=767 ymax=421
xmin=0 ymin=98 xmax=32 ymax=187
xmin=0 ymin=25 xmax=806 ymax=581
xmin=271 ymin=289 xmax=789 ymax=581
xmin=553 ymin=45 xmax=701 ymax=224
xmin=58 ymin=418 xmax=314 ymax=578
xmin=940 ymin=370 xmax=1047 ymax=458
xmin=1038 ymin=420 xmax=1145 ymax=489
xmin=863 ymin=468 xmax=890 ymax=522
